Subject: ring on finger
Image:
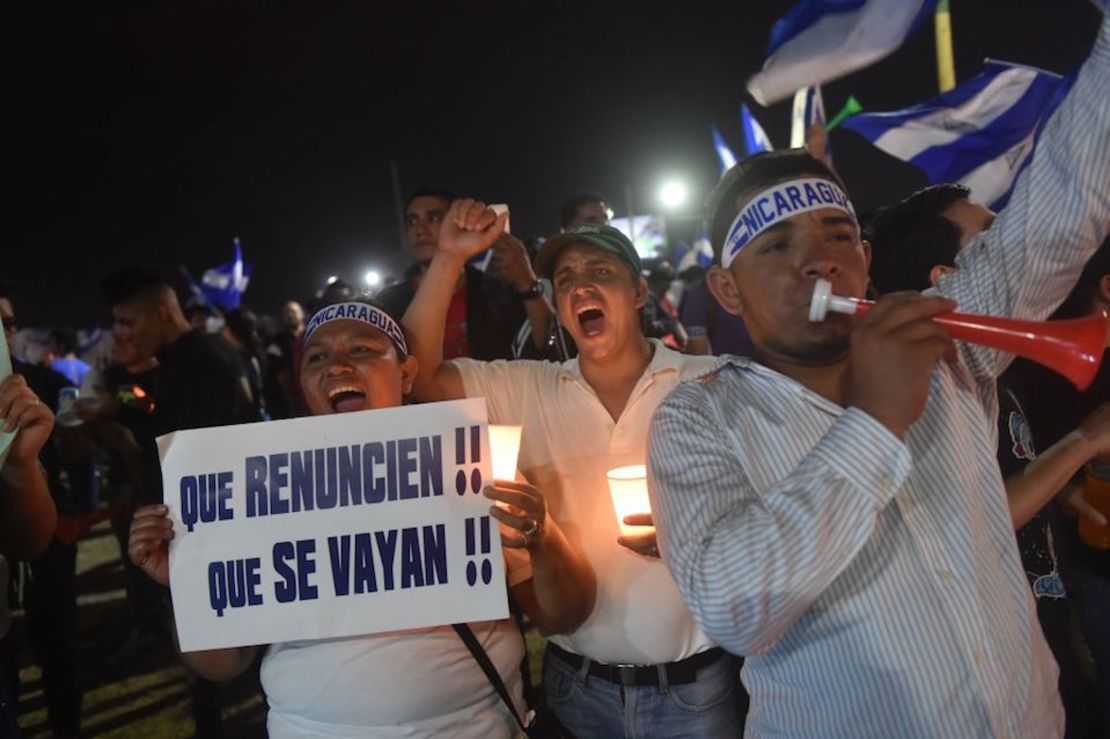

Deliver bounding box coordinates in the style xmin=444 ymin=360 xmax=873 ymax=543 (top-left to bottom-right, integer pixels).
xmin=522 ymin=518 xmax=541 ymax=544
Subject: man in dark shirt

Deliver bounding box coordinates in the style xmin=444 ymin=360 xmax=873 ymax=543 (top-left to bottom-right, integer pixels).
xmin=377 ymin=187 xmax=552 ymax=360
xmin=1 ymin=283 xmax=82 ymax=737
xmin=263 ymin=300 xmax=304 ymax=418
xmin=101 ymin=267 xmax=254 ymax=437
xmin=102 ymin=266 xmax=255 ymax=738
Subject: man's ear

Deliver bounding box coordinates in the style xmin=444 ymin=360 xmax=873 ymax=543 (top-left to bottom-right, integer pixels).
xmin=929 ymin=264 xmax=957 ymax=286
xmin=399 ymin=354 xmax=419 ymax=395
xmin=706 ymin=266 xmax=744 ymax=317
xmin=860 ymin=239 xmax=872 ymax=272
xmin=1097 ymin=274 xmax=1110 ymax=306
xmin=633 ymin=276 xmax=650 ymax=310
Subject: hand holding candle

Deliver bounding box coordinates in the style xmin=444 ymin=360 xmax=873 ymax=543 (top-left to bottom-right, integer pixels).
xmin=485 ymin=479 xmax=547 ymax=549
xmin=607 ymin=465 xmax=660 ymax=558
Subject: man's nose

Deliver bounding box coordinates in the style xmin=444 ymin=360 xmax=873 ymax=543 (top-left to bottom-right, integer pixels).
xmin=800 ymin=240 xmax=842 ymax=280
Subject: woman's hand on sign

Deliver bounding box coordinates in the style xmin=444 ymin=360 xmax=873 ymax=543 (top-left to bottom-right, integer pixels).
xmin=0 ymin=374 xmax=54 ymax=468
xmin=129 ymin=504 xmax=174 ymax=586
xmin=485 ymin=479 xmax=547 ymax=550
xmin=618 ymin=513 xmax=660 ymax=558
xmin=437 ymin=199 xmax=508 ymax=261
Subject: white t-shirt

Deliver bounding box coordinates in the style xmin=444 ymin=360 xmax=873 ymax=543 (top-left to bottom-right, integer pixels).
xmin=455 ymin=340 xmax=720 ymax=665
xmin=261 ymin=551 xmax=530 ymax=737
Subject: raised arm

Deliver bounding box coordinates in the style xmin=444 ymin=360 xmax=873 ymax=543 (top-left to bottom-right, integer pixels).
xmin=940 ymin=13 xmax=1110 ymax=377
xmin=402 ymin=199 xmax=508 ymax=402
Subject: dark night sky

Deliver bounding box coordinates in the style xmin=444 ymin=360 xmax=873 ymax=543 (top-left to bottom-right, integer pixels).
xmin=7 ymin=0 xmax=1102 ymax=327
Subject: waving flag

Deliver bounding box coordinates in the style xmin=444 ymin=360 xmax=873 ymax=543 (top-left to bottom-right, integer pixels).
xmin=200 ymin=238 xmax=253 ymax=310
xmin=711 ymin=124 xmax=738 ymax=174
xmin=741 ymin=104 xmax=775 ymax=156
xmin=841 ymin=60 xmax=1075 ymax=209
xmin=675 ymin=226 xmax=715 ymax=272
xmin=748 ymin=0 xmax=938 ymax=106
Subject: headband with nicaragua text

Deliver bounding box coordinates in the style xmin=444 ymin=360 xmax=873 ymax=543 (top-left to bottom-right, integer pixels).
xmin=303 ymin=302 xmax=409 ymax=357
xmin=721 ymin=177 xmax=857 ymax=268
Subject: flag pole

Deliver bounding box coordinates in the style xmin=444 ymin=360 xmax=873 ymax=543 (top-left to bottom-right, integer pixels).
xmin=934 ymin=0 xmax=956 ymax=92
xmin=389 ymin=160 xmax=407 ymax=252
xmin=624 ymin=185 xmax=636 ymax=242
xmin=790 ymin=88 xmax=809 ymax=148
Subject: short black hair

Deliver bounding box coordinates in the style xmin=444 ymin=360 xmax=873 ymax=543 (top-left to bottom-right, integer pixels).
xmin=1052 ymin=236 xmax=1110 ymax=319
xmin=403 ymin=187 xmax=457 ymax=213
xmin=0 ymin=281 xmax=14 ymax=302
xmin=101 ymin=265 xmax=171 ymax=308
xmin=560 ymin=191 xmax=609 ymax=229
xmin=866 ymin=184 xmax=971 ymax=294
xmin=225 ymin=307 xmax=264 ymax=357
xmin=48 ymin=327 xmax=78 ymax=355
xmin=705 ymin=150 xmax=845 ymax=261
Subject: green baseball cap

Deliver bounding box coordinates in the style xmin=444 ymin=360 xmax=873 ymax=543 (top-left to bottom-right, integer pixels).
xmin=534 ymin=224 xmax=643 ymax=280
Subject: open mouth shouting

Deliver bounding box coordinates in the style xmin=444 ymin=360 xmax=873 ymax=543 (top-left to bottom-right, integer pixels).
xmin=575 ymin=304 xmax=607 ymax=338
xmin=327 ymin=384 xmax=368 ymax=413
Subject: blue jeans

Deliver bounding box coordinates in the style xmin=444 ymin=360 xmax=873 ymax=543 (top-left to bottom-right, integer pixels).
xmin=543 ymin=648 xmax=743 ymax=738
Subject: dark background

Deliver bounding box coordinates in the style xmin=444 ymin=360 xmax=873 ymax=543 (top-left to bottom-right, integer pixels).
xmin=6 ymin=0 xmax=1102 ymax=326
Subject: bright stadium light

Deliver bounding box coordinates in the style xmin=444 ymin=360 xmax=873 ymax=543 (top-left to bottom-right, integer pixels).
xmin=326 ymin=275 xmax=339 ymax=285
xmin=364 ymin=270 xmax=382 ymax=288
xmin=659 ymin=180 xmax=688 ymax=210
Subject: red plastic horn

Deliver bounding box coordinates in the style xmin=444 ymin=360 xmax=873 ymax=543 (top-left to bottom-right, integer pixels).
xmin=809 ymin=279 xmax=1106 ymax=390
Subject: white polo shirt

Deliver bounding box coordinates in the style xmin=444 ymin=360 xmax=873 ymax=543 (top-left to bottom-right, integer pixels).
xmin=455 ymin=339 xmax=720 ymax=665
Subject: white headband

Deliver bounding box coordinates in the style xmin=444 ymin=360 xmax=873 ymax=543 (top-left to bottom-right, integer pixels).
xmin=720 ymin=177 xmax=857 ymax=268
xmin=303 ymin=302 xmax=408 ymax=356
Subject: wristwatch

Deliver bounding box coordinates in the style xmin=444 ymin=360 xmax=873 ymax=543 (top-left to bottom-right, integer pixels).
xmin=514 ymin=279 xmax=544 ymax=301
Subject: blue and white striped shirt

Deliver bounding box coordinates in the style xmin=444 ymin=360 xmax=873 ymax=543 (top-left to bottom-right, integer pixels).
xmin=648 ymin=15 xmax=1110 ymax=738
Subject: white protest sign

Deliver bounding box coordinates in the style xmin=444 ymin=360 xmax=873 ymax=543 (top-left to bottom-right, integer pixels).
xmin=158 ymin=398 xmax=507 ymax=652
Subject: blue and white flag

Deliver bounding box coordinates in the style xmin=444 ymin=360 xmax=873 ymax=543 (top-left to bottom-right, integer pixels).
xmin=711 ymin=124 xmax=738 ymax=174
xmin=842 ymin=60 xmax=1075 ymax=209
xmin=741 ymin=104 xmax=775 ymax=157
xmin=200 ymin=238 xmax=253 ymax=310
xmin=675 ymin=226 xmax=715 ymax=272
xmin=748 ymin=0 xmax=938 ymax=106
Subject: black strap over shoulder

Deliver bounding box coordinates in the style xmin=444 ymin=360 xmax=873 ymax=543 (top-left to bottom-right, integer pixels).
xmin=453 ymin=623 xmax=529 ymax=733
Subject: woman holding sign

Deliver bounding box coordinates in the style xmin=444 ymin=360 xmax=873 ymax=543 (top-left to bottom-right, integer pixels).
xmin=129 ymin=294 xmax=595 ymax=738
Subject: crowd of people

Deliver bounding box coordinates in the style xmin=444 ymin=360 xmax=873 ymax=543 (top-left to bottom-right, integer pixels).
xmin=1 ymin=11 xmax=1109 ymax=739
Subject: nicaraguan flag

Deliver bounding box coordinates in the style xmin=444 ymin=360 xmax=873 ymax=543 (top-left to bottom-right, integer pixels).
xmin=711 ymin=124 xmax=738 ymax=174
xmin=200 ymin=238 xmax=253 ymax=310
xmin=741 ymin=104 xmax=774 ymax=157
xmin=676 ymin=227 xmax=715 ymax=272
xmin=841 ymin=60 xmax=1075 ymax=209
xmin=748 ymin=0 xmax=938 ymax=106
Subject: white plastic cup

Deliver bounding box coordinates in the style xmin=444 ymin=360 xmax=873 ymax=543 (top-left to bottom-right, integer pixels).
xmin=606 ymin=465 xmax=652 ymax=537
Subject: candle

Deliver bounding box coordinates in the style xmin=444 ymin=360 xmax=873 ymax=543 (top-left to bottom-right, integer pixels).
xmin=606 ymin=465 xmax=652 ymax=537
xmin=489 ymin=425 xmax=523 ymax=481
